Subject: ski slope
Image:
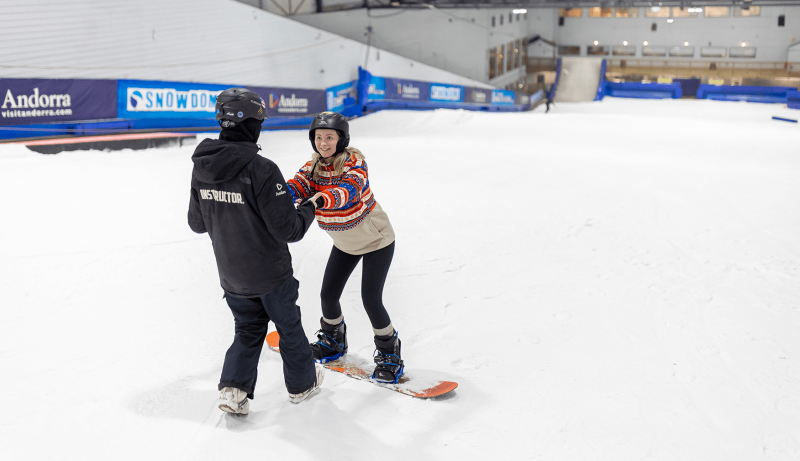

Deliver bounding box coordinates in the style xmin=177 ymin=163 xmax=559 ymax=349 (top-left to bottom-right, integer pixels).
xmin=1 ymin=98 xmax=799 ymax=460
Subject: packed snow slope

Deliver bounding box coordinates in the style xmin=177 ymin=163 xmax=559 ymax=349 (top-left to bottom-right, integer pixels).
xmin=1 ymin=98 xmax=799 ymax=461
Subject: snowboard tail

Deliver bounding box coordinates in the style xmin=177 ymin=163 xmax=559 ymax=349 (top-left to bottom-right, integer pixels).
xmin=265 ymin=330 xmax=457 ymax=399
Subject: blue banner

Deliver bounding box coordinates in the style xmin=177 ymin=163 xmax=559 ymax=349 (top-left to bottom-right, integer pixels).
xmin=430 ymin=83 xmax=465 ymax=103
xmin=385 ymin=78 xmax=430 ymax=101
xmin=326 ymin=81 xmax=357 ymax=111
xmin=118 ymin=80 xmax=326 ymax=120
xmin=491 ymin=89 xmax=516 ymax=106
xmin=1 ymin=78 xmax=117 ymax=126
xmin=366 ymin=75 xmax=386 ymax=101
xmin=465 ymin=87 xmax=491 ymax=104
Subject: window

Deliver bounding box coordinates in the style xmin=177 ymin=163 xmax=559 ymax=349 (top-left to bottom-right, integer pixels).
xmin=587 ymin=45 xmax=610 ymax=55
xmin=700 ymin=46 xmax=727 ymax=58
xmin=558 ymin=46 xmax=581 ymax=56
xmin=669 ymin=45 xmax=695 ymax=57
xmin=642 ymin=45 xmax=667 ymax=57
xmin=704 ymin=6 xmax=730 ymax=17
xmin=509 ymin=13 xmax=512 ymax=24
xmin=559 ymin=8 xmax=582 ymax=17
xmin=734 ymin=6 xmax=760 ymax=17
xmin=507 ymin=41 xmax=514 ymax=71
xmin=614 ymin=8 xmax=639 ymax=18
xmin=645 ymin=7 xmax=669 ymax=17
xmin=492 ymin=16 xmax=495 ymax=27
xmin=730 ymin=46 xmax=756 ymax=58
xmin=612 ymin=45 xmax=637 ymax=56
xmin=588 ymin=7 xmax=612 ymax=17
xmin=672 ymin=7 xmax=698 ymax=18
xmin=514 ymin=39 xmax=522 ymax=69
xmin=497 ymin=45 xmax=505 ymax=76
xmin=500 ymin=14 xmax=503 ymax=25
xmin=779 ymin=15 xmax=785 ymax=26
xmin=489 ymin=48 xmax=497 ymax=79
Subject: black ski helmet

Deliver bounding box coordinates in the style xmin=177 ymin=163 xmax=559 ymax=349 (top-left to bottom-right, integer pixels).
xmin=309 ymin=111 xmax=350 ymax=155
xmin=215 ymin=88 xmax=267 ymax=128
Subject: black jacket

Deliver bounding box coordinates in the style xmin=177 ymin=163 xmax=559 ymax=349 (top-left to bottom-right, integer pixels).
xmin=188 ymin=138 xmax=316 ymax=297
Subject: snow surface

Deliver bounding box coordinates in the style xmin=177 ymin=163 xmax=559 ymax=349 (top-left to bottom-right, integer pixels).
xmin=1 ymin=98 xmax=799 ymax=460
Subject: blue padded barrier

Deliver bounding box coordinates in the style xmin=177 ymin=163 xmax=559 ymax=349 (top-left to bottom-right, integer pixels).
xmin=787 ymin=90 xmax=800 ymax=110
xmin=594 ymin=60 xmax=607 ymax=101
xmin=604 ymin=82 xmax=682 ymax=99
xmin=549 ymin=58 xmax=562 ymax=101
xmin=696 ymin=85 xmax=795 ymax=103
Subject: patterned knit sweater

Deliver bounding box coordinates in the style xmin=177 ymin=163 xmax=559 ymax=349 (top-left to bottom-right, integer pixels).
xmin=287 ymin=151 xmax=376 ymax=231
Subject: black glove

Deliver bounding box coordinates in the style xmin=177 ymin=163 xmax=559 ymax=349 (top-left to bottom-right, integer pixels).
xmin=299 ymin=195 xmax=324 ymax=209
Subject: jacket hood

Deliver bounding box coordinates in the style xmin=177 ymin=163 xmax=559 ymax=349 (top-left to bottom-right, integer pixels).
xmin=191 ymin=139 xmax=259 ymax=184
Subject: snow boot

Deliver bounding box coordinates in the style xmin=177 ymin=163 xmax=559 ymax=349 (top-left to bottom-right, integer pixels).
xmin=372 ymin=330 xmax=404 ymax=384
xmin=288 ymin=364 xmax=325 ymax=404
xmin=310 ymin=318 xmax=347 ymax=363
xmin=218 ymin=387 xmax=250 ymax=415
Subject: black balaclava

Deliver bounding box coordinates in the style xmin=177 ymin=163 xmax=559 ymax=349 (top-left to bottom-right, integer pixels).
xmin=219 ymin=118 xmax=263 ymax=144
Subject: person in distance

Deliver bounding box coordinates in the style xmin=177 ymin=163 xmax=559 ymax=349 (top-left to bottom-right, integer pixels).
xmin=187 ymin=88 xmax=324 ymax=415
xmin=287 ymin=111 xmax=405 ymax=384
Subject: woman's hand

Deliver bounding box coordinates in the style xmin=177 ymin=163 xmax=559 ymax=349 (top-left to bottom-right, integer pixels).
xmin=310 ymin=192 xmax=324 ymax=208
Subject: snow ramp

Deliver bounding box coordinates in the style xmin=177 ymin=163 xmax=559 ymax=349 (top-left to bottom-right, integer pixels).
xmin=554 ymin=57 xmax=604 ymax=103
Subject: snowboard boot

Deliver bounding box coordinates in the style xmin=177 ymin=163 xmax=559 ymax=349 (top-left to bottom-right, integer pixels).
xmin=218 ymin=387 xmax=250 ymax=415
xmin=372 ymin=330 xmax=404 ymax=384
xmin=310 ymin=318 xmax=348 ymax=363
xmin=288 ymin=364 xmax=325 ymax=404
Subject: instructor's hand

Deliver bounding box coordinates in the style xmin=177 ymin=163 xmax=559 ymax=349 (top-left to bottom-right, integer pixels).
xmin=299 ymin=193 xmax=324 ymax=209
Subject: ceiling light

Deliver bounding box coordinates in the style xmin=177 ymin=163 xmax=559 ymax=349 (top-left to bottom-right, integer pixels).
xmin=667 ymin=18 xmax=674 ymax=23
xmin=644 ymin=41 xmax=649 ymax=46
xmin=684 ymin=41 xmax=689 ymax=46
xmin=594 ymin=40 xmax=599 ymax=45
xmin=623 ymin=41 xmax=628 ymax=46
xmin=741 ymin=42 xmax=747 ymax=47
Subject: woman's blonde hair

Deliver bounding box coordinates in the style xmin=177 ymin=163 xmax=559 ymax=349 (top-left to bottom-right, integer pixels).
xmin=311 ymin=146 xmax=364 ymax=180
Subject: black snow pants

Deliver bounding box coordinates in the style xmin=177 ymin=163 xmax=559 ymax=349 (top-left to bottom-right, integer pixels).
xmin=219 ymin=277 xmax=316 ymax=397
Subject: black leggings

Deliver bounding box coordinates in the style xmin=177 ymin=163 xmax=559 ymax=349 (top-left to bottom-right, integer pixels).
xmin=320 ymin=241 xmax=395 ymax=330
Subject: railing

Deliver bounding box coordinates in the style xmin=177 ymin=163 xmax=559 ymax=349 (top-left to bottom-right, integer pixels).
xmin=527 ymin=57 xmax=558 ymax=69
xmin=527 ymin=57 xmax=800 ymax=77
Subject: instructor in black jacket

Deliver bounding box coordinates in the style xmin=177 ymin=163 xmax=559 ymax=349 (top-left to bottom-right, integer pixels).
xmin=188 ymin=88 xmax=324 ymax=415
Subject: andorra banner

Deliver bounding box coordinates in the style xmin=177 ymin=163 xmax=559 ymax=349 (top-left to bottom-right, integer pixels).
xmin=0 ymin=78 xmax=117 ymax=126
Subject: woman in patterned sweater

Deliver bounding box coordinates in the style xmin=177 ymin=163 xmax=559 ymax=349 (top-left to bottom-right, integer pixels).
xmin=286 ymin=111 xmax=404 ymax=384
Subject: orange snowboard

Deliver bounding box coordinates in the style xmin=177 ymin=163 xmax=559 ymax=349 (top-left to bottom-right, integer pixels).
xmin=265 ymin=330 xmax=457 ymax=399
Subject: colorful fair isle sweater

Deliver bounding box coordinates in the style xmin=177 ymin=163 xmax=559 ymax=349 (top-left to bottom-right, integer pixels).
xmin=287 ymin=152 xmax=376 ymax=231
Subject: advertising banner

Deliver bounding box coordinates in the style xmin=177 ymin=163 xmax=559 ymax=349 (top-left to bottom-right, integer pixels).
xmin=430 ymin=83 xmax=465 ymax=103
xmin=261 ymin=87 xmax=325 ymax=117
xmin=465 ymin=87 xmax=492 ymax=105
xmin=366 ymin=75 xmax=386 ymax=101
xmin=491 ymin=89 xmax=516 ymax=106
xmin=385 ymin=78 xmax=431 ymax=101
xmin=0 ymin=78 xmax=117 ymax=126
xmin=118 ymin=80 xmax=325 ymax=120
xmin=326 ymin=81 xmax=357 ymax=112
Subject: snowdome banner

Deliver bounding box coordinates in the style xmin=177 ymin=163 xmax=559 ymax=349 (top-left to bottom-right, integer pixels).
xmin=0 ymin=78 xmax=117 ymax=126
xmin=118 ymin=80 xmax=326 ymax=120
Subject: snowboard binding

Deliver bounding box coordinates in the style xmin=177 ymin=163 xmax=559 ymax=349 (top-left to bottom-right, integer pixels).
xmin=310 ymin=318 xmax=348 ymax=363
xmin=372 ymin=331 xmax=404 ymax=384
